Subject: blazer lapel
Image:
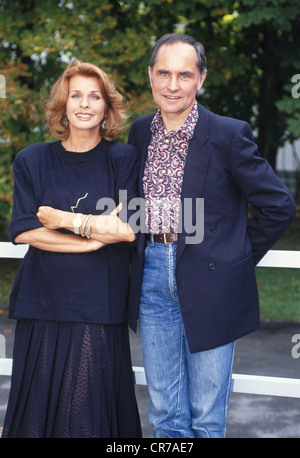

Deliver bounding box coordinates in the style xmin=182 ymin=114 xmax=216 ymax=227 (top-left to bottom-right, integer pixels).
xmin=135 ymin=116 xmax=153 ymax=256
xmin=138 ymin=118 xmax=153 ymax=198
xmin=176 ymin=103 xmax=211 ymax=262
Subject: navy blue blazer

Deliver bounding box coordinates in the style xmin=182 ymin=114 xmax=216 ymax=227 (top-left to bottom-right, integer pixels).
xmin=128 ymin=103 xmax=296 ymax=353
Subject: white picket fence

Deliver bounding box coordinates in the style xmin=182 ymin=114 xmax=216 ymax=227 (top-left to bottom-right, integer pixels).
xmin=1 ymin=241 xmax=300 ymax=399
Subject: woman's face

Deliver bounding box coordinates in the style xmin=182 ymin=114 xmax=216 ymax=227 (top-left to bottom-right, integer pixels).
xmin=65 ymin=74 xmax=107 ymax=135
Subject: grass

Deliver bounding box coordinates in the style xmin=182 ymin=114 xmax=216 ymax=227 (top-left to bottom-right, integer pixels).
xmin=256 ymin=212 xmax=300 ymax=322
xmin=256 ymin=267 xmax=300 ymax=321
xmin=0 ymin=215 xmax=300 ymax=321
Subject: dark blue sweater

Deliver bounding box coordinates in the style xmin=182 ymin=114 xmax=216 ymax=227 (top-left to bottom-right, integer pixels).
xmin=9 ymin=139 xmax=138 ymax=326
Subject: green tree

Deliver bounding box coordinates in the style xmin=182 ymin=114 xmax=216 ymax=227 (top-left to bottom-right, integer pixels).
xmin=176 ymin=0 xmax=300 ymax=169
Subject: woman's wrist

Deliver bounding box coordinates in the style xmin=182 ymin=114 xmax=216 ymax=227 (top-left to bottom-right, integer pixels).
xmin=58 ymin=209 xmax=73 ymax=231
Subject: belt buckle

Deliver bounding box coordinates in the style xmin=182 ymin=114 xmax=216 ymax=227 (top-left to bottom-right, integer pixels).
xmin=163 ymin=233 xmax=172 ymax=244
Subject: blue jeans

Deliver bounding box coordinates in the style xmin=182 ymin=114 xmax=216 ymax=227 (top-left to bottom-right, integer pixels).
xmin=139 ymin=241 xmax=235 ymax=438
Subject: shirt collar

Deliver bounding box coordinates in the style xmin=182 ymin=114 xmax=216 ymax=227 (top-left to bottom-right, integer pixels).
xmin=150 ymin=100 xmax=199 ymax=140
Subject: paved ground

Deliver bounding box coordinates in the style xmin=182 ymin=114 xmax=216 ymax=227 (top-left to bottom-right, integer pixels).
xmin=1 ymin=314 xmax=300 ymax=438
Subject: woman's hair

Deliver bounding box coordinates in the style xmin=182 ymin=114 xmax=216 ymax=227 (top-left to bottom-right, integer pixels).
xmin=45 ymin=59 xmax=128 ymax=141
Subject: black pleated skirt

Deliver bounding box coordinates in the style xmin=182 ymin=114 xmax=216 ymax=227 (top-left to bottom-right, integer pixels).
xmin=2 ymin=319 xmax=142 ymax=438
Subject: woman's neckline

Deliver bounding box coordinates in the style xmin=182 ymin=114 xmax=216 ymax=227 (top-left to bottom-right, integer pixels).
xmin=61 ymin=137 xmax=102 ymax=153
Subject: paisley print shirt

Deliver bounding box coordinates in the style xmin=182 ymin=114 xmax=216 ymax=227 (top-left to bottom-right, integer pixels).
xmin=143 ymin=101 xmax=199 ymax=233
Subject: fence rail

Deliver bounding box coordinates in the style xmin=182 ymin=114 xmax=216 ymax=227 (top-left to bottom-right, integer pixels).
xmin=1 ymin=242 xmax=300 ymax=399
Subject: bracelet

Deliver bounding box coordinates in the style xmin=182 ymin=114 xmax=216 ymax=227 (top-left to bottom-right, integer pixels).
xmin=86 ymin=224 xmax=92 ymax=239
xmin=81 ymin=214 xmax=92 ymax=237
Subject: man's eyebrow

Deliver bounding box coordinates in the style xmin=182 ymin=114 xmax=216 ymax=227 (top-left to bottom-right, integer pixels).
xmin=155 ymin=69 xmax=195 ymax=75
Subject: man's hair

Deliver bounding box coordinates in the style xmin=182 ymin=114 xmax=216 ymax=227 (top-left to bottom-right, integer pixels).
xmin=149 ymin=34 xmax=207 ymax=76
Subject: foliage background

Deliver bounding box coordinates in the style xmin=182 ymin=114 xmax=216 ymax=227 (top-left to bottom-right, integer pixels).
xmin=0 ymin=0 xmax=300 ymax=240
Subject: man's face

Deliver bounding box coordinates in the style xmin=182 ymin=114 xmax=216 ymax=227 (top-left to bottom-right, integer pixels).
xmin=149 ymin=42 xmax=206 ymax=128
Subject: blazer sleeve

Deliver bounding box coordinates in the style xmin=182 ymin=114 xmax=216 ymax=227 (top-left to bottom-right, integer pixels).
xmin=230 ymin=121 xmax=296 ymax=264
xmin=108 ymin=142 xmax=139 ymax=230
xmin=8 ymin=151 xmax=43 ymax=244
xmin=128 ymin=121 xmax=137 ymax=148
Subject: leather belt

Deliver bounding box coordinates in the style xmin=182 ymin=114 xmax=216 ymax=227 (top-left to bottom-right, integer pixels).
xmin=146 ymin=233 xmax=178 ymax=244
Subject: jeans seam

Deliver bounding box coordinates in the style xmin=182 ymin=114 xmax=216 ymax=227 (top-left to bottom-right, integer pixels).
xmin=174 ymin=325 xmax=184 ymax=429
xmin=222 ymin=342 xmax=236 ymax=436
xmin=169 ymin=245 xmax=177 ymax=301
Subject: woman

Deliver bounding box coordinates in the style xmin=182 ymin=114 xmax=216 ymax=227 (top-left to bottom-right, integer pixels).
xmin=2 ymin=60 xmax=142 ymax=438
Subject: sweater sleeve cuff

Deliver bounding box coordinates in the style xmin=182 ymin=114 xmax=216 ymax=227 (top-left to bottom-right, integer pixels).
xmin=9 ymin=215 xmax=44 ymax=244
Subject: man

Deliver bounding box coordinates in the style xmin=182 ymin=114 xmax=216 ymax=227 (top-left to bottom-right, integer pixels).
xmin=128 ymin=34 xmax=296 ymax=438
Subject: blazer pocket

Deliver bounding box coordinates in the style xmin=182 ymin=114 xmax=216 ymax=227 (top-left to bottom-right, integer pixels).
xmin=229 ymin=252 xmax=254 ymax=266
